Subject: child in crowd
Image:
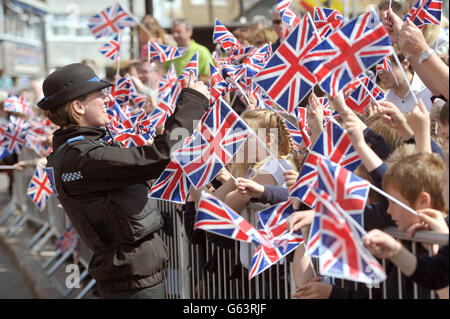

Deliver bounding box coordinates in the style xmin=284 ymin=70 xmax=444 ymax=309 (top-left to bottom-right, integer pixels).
xmin=379 ymin=51 xmax=433 ymax=112
xmin=364 ymin=151 xmax=449 ymax=297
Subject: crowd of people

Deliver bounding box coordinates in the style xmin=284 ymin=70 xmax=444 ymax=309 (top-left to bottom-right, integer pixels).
xmin=0 ymin=0 xmax=449 ymax=299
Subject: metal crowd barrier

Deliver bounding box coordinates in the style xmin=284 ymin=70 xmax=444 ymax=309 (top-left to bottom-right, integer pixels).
xmin=1 ymin=151 xmax=448 ymax=299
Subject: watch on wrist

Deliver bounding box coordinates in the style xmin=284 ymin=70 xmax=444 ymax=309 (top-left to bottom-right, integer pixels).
xmin=418 ymin=49 xmax=434 ymax=64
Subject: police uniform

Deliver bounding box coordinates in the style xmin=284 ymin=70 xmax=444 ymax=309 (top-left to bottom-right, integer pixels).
xmin=38 ymin=63 xmax=209 ymax=297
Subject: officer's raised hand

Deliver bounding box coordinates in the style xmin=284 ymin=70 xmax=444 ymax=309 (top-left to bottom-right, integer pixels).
xmin=184 ymin=70 xmax=210 ymax=101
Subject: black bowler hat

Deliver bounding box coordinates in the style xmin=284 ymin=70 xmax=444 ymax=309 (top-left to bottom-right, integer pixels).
xmin=37 ymin=63 xmax=112 ymax=111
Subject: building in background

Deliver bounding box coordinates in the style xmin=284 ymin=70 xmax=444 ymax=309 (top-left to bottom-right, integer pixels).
xmin=0 ymin=0 xmax=48 ymax=91
xmin=44 ymin=0 xmax=148 ymax=78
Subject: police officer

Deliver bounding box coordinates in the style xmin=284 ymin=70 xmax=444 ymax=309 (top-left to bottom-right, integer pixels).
xmin=37 ymin=63 xmax=209 ymax=298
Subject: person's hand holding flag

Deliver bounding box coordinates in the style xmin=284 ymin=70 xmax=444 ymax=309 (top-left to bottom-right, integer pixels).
xmin=183 ymin=70 xmax=210 ymax=100
xmin=398 ymin=18 xmax=431 ymax=59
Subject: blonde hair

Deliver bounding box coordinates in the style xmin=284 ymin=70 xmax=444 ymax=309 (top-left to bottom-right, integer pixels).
xmin=382 ymin=153 xmax=445 ymax=211
xmin=139 ymin=15 xmax=167 ymax=44
xmin=250 ymin=28 xmax=278 ymax=46
xmin=365 ymin=113 xmax=403 ymax=152
xmin=231 ymin=109 xmax=296 ymax=177
xmin=423 ymin=24 xmax=440 ymax=47
xmin=385 ymin=143 xmax=416 ymax=167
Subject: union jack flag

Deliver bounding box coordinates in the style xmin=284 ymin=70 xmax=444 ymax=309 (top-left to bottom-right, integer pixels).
xmin=303 ymin=11 xmax=392 ymax=96
xmin=313 ymin=188 xmax=386 ymax=284
xmin=4 ymin=94 xmax=31 ymax=115
xmin=313 ymin=7 xmax=345 ymax=30
xmin=27 ymin=163 xmax=53 ymax=211
xmin=277 ymin=0 xmax=301 ymax=27
xmin=173 ymin=99 xmax=250 ymax=189
xmin=148 ymin=41 xmax=188 ymax=62
xmin=306 ymin=157 xmax=369 ymax=257
xmin=209 ymin=63 xmax=231 ymax=105
xmin=255 ymin=14 xmax=320 ymax=114
xmin=99 ymin=34 xmax=120 ymax=61
xmin=375 ymin=55 xmax=392 ymax=73
xmin=130 ymin=91 xmax=147 ymax=108
xmin=178 ymin=51 xmax=199 ymax=88
xmin=344 ymin=76 xmax=385 ymax=114
xmin=148 ymin=159 xmax=192 ymax=204
xmin=158 ymin=64 xmax=178 ymax=99
xmin=321 ymin=97 xmax=340 ymax=124
xmin=194 ymin=191 xmax=272 ymax=247
xmin=249 ymin=200 xmax=304 ymax=278
xmin=289 ymin=119 xmax=361 ymax=208
xmin=294 ymin=106 xmax=311 ymax=149
xmin=313 ymin=6 xmax=345 ymax=38
xmin=55 ymin=225 xmax=79 ymax=254
xmin=213 ymin=19 xmax=241 ymax=53
xmin=106 ymin=95 xmax=129 ymax=122
xmin=284 ymin=118 xmax=303 ymax=151
xmin=404 ymin=0 xmax=442 ymax=29
xmin=110 ymin=76 xmax=131 ymax=106
xmin=153 ymin=81 xmax=183 ymax=130
xmin=0 ymin=116 xmax=29 ymax=158
xmin=113 ymin=130 xmax=154 ymax=147
xmin=88 ymin=3 xmax=137 ymax=38
xmin=25 ymin=135 xmax=52 ymax=157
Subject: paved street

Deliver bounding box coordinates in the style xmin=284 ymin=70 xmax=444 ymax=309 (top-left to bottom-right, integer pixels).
xmin=0 ymin=241 xmax=34 ymax=299
xmin=0 ymin=173 xmax=35 ymax=299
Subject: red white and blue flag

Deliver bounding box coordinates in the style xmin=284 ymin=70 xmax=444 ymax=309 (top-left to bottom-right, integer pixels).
xmin=404 ymin=0 xmax=442 ymax=29
xmin=194 ymin=191 xmax=272 ymax=247
xmin=158 ymin=64 xmax=178 ymax=99
xmin=110 ymin=76 xmax=132 ymax=106
xmin=376 ymin=55 xmax=392 ymax=73
xmin=99 ymin=34 xmax=120 ymax=61
xmin=284 ymin=118 xmax=303 ymax=151
xmin=178 ymin=51 xmax=199 ymax=88
xmin=148 ymin=41 xmax=188 ymax=62
xmin=0 ymin=116 xmax=29 ymax=159
xmin=344 ymin=76 xmax=386 ymax=114
xmin=313 ymin=188 xmax=386 ymax=284
xmin=148 ymin=159 xmax=192 ymax=204
xmin=255 ymin=14 xmax=320 ymax=114
xmin=55 ymin=225 xmax=78 ymax=253
xmin=321 ymin=97 xmax=340 ymax=124
xmin=250 ymin=200 xmax=304 ymax=278
xmin=303 ymin=11 xmax=392 ymax=96
xmin=313 ymin=7 xmax=345 ymax=38
xmin=173 ymin=99 xmax=250 ymax=189
xmin=294 ymin=106 xmax=311 ymax=149
xmin=306 ymin=157 xmax=369 ymax=257
xmin=213 ymin=19 xmax=241 ymax=54
xmin=88 ymin=3 xmax=137 ymax=38
xmin=209 ymin=63 xmax=231 ymax=105
xmin=276 ymin=0 xmax=301 ymax=27
xmin=27 ymin=163 xmax=53 ymax=212
xmin=4 ymin=94 xmax=31 ymax=115
xmin=289 ymin=119 xmax=361 ymax=208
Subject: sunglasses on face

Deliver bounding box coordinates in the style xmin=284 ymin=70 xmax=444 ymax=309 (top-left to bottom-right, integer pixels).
xmin=272 ymin=19 xmax=282 ymax=25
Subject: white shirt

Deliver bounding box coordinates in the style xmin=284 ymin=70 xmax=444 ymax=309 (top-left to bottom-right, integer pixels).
xmin=386 ymin=86 xmax=433 ymax=113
